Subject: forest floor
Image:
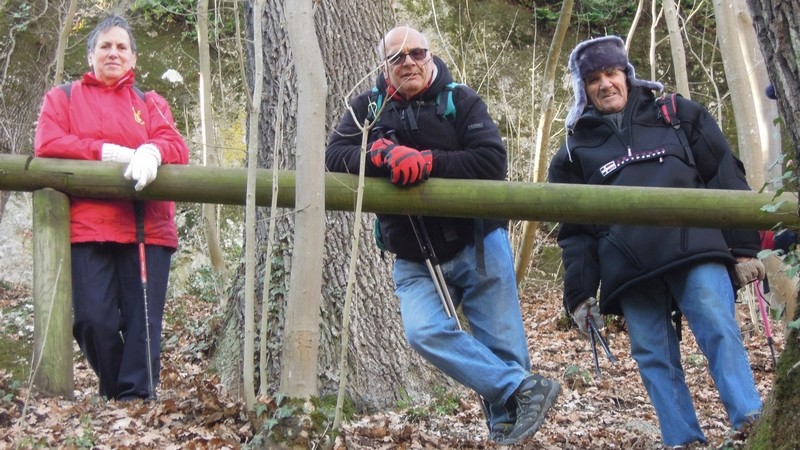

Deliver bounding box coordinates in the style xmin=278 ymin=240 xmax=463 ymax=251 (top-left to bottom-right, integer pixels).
xmin=0 ymin=276 xmax=782 ymax=449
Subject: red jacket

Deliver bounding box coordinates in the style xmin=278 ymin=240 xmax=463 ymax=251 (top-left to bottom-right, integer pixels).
xmin=34 ymin=70 xmax=189 ymax=248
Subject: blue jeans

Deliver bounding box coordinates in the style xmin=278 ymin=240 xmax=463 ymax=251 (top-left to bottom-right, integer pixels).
xmin=619 ymin=262 xmax=762 ymax=446
xmin=394 ymin=228 xmax=531 ymax=429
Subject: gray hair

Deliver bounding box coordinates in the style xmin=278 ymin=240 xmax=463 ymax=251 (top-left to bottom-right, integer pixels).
xmin=376 ymin=27 xmax=429 ymax=61
xmin=87 ymin=15 xmax=137 ymax=55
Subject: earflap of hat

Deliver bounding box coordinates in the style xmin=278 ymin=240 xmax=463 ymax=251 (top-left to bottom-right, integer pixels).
xmin=626 ymin=62 xmax=664 ymax=93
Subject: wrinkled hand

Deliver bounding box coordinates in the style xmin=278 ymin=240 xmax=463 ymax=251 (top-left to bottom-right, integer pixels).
xmin=733 ymin=257 xmax=766 ymax=287
xmin=572 ymin=297 xmax=603 ymax=336
xmin=368 ymin=138 xmax=396 ymax=168
xmin=101 ymin=143 xmax=135 ymax=163
xmin=124 ymin=143 xmax=162 ymax=191
xmin=385 ymin=146 xmax=432 ymax=186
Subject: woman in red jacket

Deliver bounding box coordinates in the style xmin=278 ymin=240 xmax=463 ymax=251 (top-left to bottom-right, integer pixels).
xmin=34 ymin=14 xmax=189 ymax=401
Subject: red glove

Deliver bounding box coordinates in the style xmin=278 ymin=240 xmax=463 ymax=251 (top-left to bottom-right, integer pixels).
xmin=385 ymin=146 xmax=432 ymax=186
xmin=368 ymin=138 xmax=396 ymax=168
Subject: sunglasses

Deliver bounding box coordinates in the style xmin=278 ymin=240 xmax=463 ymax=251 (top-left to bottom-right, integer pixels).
xmin=387 ymin=48 xmax=429 ymax=66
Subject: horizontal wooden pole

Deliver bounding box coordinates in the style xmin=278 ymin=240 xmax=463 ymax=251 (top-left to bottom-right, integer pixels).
xmin=0 ymin=154 xmax=796 ymax=229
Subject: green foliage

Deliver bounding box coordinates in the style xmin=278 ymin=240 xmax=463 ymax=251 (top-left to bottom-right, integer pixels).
xmin=132 ymin=0 xmax=197 ymax=26
xmin=563 ymin=364 xmax=591 ymax=388
xmin=573 ymin=0 xmax=637 ymax=34
xmin=250 ymin=393 xmax=351 ymax=446
xmin=684 ymin=353 xmax=706 ymax=368
xmin=395 ymin=384 xmax=461 ymax=422
xmin=64 ymin=414 xmax=96 ymax=448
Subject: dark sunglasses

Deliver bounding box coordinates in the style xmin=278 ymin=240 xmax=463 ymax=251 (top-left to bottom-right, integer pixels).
xmin=387 ymin=48 xmax=429 ymax=66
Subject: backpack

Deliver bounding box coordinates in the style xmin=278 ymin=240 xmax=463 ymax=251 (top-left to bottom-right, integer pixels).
xmin=58 ymin=82 xmax=146 ymax=102
xmin=655 ymin=92 xmax=695 ymax=168
xmin=366 ymin=81 xmax=461 ymax=123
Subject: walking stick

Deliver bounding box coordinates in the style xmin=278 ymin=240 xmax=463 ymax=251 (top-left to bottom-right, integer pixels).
xmin=587 ymin=315 xmax=617 ymax=377
xmin=754 ymin=279 xmax=778 ymax=368
xmin=375 ymin=127 xmax=461 ymax=329
xmin=408 ymin=216 xmax=462 ymax=330
xmin=134 ymin=201 xmax=155 ymax=399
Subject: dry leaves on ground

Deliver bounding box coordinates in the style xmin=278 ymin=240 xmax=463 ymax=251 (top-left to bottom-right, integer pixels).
xmin=0 ymin=280 xmax=781 ymax=449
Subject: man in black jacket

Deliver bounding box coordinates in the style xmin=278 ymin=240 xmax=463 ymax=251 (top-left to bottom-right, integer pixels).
xmin=548 ymin=35 xmax=764 ymax=447
xmin=326 ymin=26 xmax=559 ymax=445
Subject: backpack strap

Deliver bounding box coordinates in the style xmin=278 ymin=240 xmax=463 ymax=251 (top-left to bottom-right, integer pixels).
xmin=435 ymin=82 xmax=460 ymax=120
xmin=367 ymin=82 xmax=461 ymax=123
xmin=57 ymin=81 xmax=146 ymax=102
xmin=656 ymin=93 xmax=695 ymax=167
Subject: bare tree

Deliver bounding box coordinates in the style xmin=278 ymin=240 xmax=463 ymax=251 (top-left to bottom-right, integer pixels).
xmin=0 ymin=0 xmax=60 ymax=222
xmin=514 ymin=0 xmax=573 ymax=282
xmin=279 ymin=0 xmax=327 ymax=398
xmin=196 ymin=0 xmax=229 ymax=305
xmin=713 ymin=0 xmax=765 ymax=187
xmin=212 ymin=0 xmax=456 ymax=411
xmin=745 ymin=0 xmax=800 ymax=447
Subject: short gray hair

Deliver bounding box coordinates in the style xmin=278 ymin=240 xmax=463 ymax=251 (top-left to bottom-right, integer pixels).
xmin=87 ymin=15 xmax=137 ymax=55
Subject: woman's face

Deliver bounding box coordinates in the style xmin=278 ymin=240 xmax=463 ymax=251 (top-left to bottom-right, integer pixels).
xmin=89 ymin=26 xmax=136 ymax=86
xmin=585 ymin=68 xmax=629 ymax=114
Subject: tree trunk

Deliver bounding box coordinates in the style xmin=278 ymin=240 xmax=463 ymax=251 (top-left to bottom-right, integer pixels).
xmin=279 ymin=0 xmax=327 ymax=399
xmin=196 ymin=0 xmax=229 ymax=302
xmin=713 ymin=0 xmax=765 ymax=187
xmin=663 ymin=0 xmax=690 ymax=97
xmin=0 ymin=0 xmax=60 ymax=224
xmin=514 ymin=0 xmax=573 ymax=282
xmin=745 ymin=0 xmax=800 ymax=448
xmin=212 ymin=1 xmax=457 ymax=411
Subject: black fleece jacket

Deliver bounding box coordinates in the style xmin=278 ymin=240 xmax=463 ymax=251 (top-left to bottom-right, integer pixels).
xmin=548 ymin=86 xmax=760 ymax=316
xmin=326 ymin=56 xmax=507 ymax=262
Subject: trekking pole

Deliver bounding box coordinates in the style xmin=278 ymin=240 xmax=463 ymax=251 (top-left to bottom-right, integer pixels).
xmin=374 ymin=127 xmax=461 ymax=330
xmin=134 ymin=201 xmax=155 ymax=399
xmin=408 ymin=216 xmax=462 ymax=330
xmin=586 ymin=315 xmax=616 ymax=377
xmin=754 ymin=279 xmax=777 ymax=368
xmin=587 ymin=317 xmax=601 ymax=377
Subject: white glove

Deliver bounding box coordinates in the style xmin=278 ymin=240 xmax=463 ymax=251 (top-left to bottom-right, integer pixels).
xmin=571 ymin=297 xmax=603 ymax=336
xmin=733 ymin=258 xmax=766 ymax=287
xmin=124 ymin=143 xmax=162 ymax=191
xmin=101 ymin=143 xmax=135 ymax=163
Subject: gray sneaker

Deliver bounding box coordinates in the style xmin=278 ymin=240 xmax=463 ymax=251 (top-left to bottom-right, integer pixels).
xmin=498 ymin=374 xmax=560 ymax=445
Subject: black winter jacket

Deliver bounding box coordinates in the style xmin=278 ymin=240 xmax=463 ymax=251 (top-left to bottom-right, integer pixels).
xmin=548 ymin=86 xmax=760 ymax=316
xmin=326 ymin=56 xmax=507 ymax=262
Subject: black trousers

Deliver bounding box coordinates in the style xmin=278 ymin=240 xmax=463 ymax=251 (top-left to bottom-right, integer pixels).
xmin=71 ymin=243 xmax=172 ymax=400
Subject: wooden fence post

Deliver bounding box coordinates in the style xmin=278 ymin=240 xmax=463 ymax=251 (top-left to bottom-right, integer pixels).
xmin=32 ymin=188 xmax=73 ymax=397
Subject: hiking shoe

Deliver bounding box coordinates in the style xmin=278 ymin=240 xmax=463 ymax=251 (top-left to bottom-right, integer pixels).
xmin=488 ymin=422 xmax=514 ymax=444
xmin=498 ymin=374 xmax=561 ymax=445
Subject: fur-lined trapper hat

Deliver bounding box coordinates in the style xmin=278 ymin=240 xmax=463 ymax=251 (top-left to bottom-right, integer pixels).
xmin=565 ymin=35 xmax=663 ymax=132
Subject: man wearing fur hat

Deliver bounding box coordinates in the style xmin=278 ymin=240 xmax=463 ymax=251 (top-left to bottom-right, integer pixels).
xmin=548 ymin=35 xmax=764 ymax=447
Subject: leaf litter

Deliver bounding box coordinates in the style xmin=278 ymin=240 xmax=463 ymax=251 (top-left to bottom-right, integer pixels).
xmin=0 ymin=278 xmax=781 ymax=449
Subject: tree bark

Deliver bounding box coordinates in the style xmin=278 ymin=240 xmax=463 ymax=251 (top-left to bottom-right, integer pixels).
xmin=515 ymin=0 xmax=573 ymax=282
xmin=0 ymin=0 xmax=59 ymax=223
xmin=196 ymin=0 xmax=229 ymax=302
xmin=213 ymin=1 xmax=457 ymax=411
xmin=279 ymin=0 xmax=327 ymax=399
xmin=713 ymin=0 xmax=765 ymax=188
xmin=745 ymin=0 xmax=800 ymax=447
